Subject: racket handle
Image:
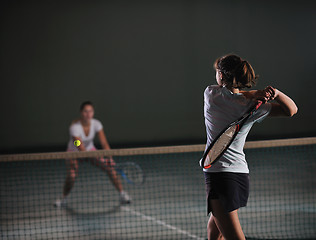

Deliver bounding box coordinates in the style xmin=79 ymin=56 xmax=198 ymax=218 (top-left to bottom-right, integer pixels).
xmin=256 ymin=101 xmax=263 ymax=110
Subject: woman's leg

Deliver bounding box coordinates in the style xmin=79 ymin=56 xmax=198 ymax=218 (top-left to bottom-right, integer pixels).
xmin=207 ymin=214 xmax=224 ymax=240
xmin=89 ymin=157 xmax=131 ymax=203
xmin=210 ymin=199 xmax=245 ymax=240
xmin=63 ymin=159 xmax=79 ymax=197
xmin=55 ymin=159 xmax=79 ymax=206
xmin=91 ymin=157 xmax=123 ymax=192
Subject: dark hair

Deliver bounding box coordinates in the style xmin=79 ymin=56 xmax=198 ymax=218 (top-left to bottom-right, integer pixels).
xmin=213 ymin=54 xmax=258 ymax=89
xmin=80 ymin=101 xmax=94 ymax=111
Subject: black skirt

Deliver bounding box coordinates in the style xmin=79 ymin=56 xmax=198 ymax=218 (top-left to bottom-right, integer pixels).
xmin=204 ymin=172 xmax=249 ymax=215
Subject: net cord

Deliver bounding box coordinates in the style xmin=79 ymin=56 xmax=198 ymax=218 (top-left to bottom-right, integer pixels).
xmin=0 ymin=137 xmax=315 ymax=162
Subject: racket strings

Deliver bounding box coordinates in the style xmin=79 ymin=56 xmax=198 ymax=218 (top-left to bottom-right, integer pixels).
xmin=204 ymin=125 xmax=238 ymax=168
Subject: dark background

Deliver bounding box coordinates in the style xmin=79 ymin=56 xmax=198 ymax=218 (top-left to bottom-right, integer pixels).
xmin=1 ymin=1 xmax=315 ymax=153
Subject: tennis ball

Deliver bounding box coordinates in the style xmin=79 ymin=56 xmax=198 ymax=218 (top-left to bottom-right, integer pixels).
xmin=74 ymin=140 xmax=81 ymax=147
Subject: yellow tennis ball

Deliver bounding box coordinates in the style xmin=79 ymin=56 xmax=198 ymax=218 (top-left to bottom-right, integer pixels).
xmin=74 ymin=140 xmax=81 ymax=147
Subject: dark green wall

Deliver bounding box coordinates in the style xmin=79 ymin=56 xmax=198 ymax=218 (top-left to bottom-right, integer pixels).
xmin=1 ymin=1 xmax=315 ymax=152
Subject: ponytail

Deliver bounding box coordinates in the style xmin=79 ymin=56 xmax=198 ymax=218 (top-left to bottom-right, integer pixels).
xmin=214 ymin=54 xmax=258 ymax=89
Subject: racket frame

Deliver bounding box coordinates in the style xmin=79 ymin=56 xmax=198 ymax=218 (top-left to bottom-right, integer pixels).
xmin=115 ymin=162 xmax=145 ymax=185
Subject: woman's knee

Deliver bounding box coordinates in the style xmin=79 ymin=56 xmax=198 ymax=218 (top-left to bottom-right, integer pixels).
xmin=66 ymin=161 xmax=78 ymax=180
xmin=91 ymin=157 xmax=106 ymax=169
xmin=66 ymin=168 xmax=77 ymax=180
xmin=95 ymin=158 xmax=115 ymax=171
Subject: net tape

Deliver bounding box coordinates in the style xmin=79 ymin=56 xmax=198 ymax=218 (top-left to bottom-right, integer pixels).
xmin=1 ymin=137 xmax=316 ymax=162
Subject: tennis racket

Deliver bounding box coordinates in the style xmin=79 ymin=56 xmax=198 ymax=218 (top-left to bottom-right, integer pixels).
xmin=115 ymin=162 xmax=145 ymax=185
xmin=200 ymin=101 xmax=263 ymax=169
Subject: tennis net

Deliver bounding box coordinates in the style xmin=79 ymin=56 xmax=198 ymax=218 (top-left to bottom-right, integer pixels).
xmin=0 ymin=137 xmax=315 ymax=240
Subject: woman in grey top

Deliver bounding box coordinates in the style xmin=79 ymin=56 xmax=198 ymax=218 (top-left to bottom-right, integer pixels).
xmin=204 ymin=54 xmax=298 ymax=240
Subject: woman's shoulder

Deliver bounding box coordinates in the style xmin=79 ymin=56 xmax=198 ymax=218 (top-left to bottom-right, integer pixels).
xmin=71 ymin=118 xmax=80 ymax=124
xmin=70 ymin=119 xmax=80 ymax=127
xmin=91 ymin=118 xmax=102 ymax=125
xmin=69 ymin=120 xmax=81 ymax=136
xmin=205 ymin=85 xmax=221 ymax=91
xmin=204 ymin=85 xmax=221 ymax=96
xmin=92 ymin=118 xmax=103 ymax=131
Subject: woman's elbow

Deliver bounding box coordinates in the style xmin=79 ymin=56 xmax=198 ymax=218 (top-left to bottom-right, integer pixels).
xmin=288 ymin=106 xmax=298 ymax=117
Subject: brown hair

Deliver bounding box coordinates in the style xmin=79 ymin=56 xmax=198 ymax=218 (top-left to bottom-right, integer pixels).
xmin=71 ymin=101 xmax=94 ymax=125
xmin=80 ymin=101 xmax=94 ymax=111
xmin=213 ymin=54 xmax=258 ymax=89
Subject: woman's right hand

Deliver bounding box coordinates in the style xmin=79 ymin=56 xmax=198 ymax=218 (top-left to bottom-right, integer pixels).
xmin=252 ymin=87 xmax=274 ymax=103
xmin=263 ymin=86 xmax=280 ymax=101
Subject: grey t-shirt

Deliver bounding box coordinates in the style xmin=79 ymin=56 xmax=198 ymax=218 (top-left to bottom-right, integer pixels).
xmin=203 ymin=85 xmax=271 ymax=173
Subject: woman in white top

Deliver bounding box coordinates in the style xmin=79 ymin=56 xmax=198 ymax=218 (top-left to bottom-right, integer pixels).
xmin=204 ymin=54 xmax=298 ymax=240
xmin=55 ymin=101 xmax=130 ymax=206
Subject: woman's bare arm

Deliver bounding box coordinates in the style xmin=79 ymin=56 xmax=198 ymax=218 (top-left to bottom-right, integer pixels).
xmin=267 ymin=87 xmax=298 ymax=117
xmin=241 ymin=86 xmax=298 ymax=117
xmin=98 ymin=130 xmax=111 ymax=150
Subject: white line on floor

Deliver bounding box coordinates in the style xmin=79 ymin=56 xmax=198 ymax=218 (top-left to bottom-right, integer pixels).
xmin=122 ymin=206 xmax=205 ymax=240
